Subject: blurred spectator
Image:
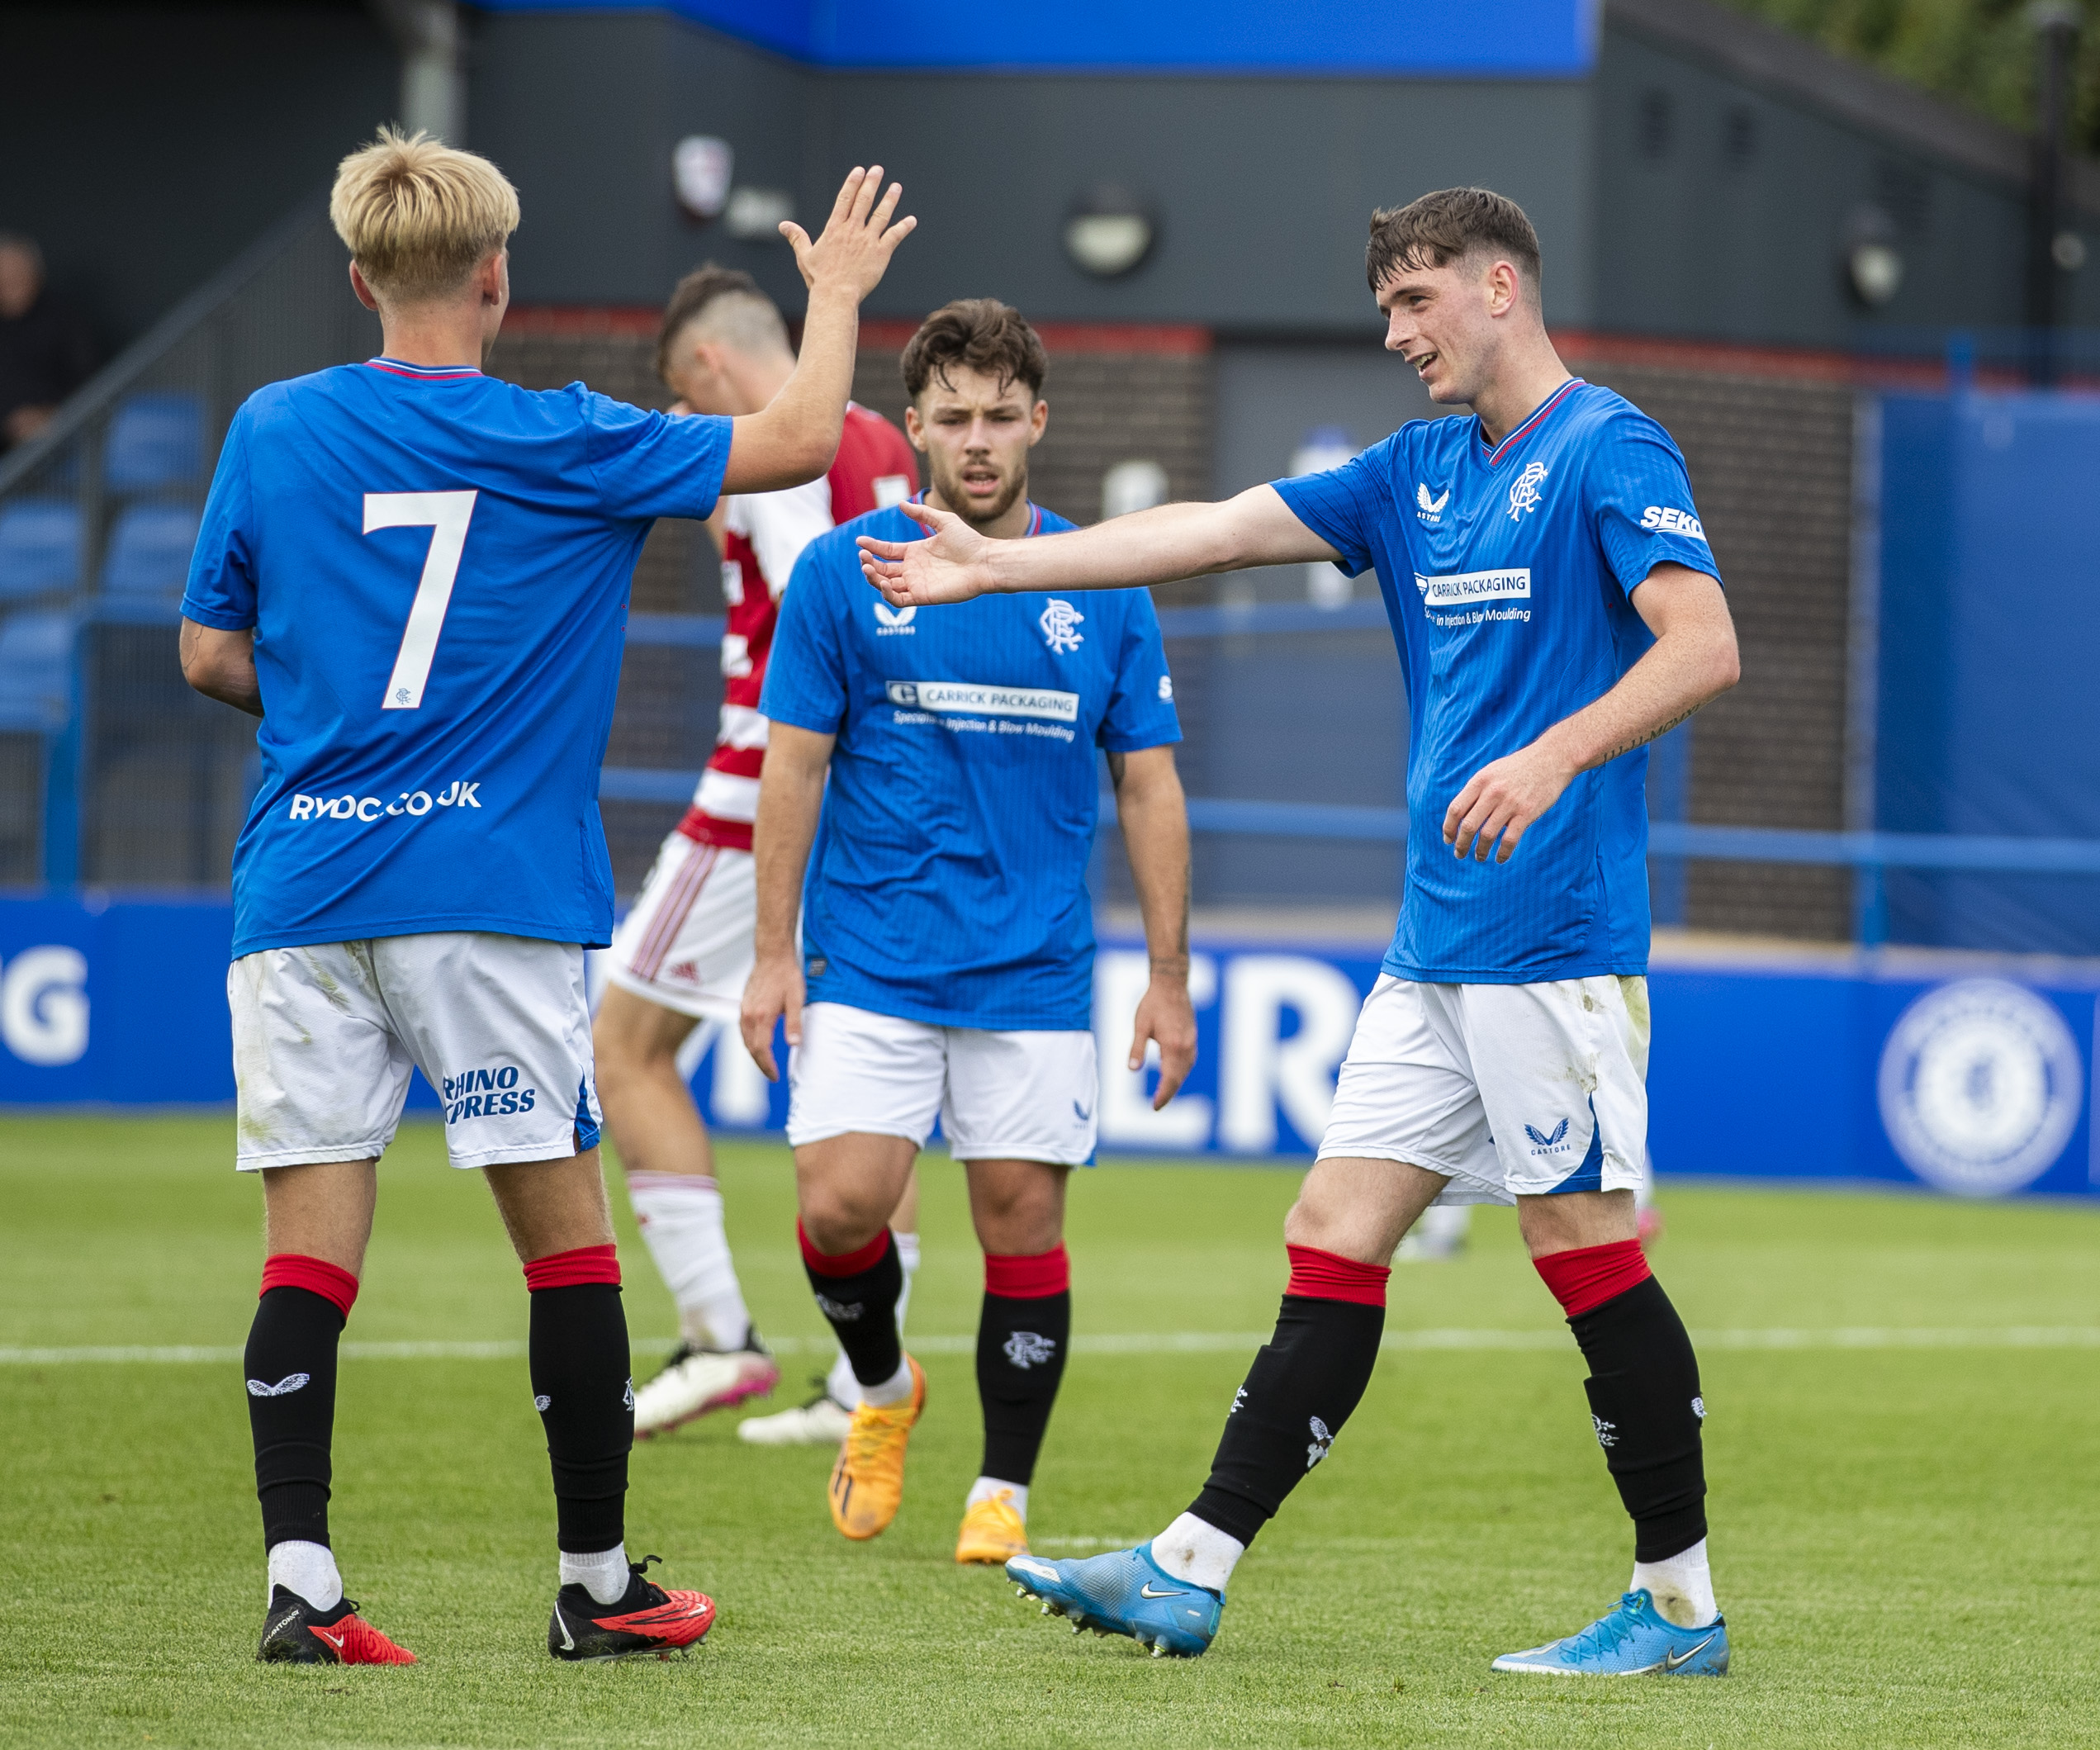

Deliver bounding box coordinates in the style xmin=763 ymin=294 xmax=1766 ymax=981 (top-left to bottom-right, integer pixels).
xmin=0 ymin=235 xmax=96 ymax=452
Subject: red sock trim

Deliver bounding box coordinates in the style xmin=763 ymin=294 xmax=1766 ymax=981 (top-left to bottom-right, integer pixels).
xmin=1284 ymin=1244 xmax=1390 ymax=1308
xmin=522 ymin=1243 xmax=621 ymax=1292
xmin=259 ymin=1254 xmax=359 ymax=1320
xmin=797 ymin=1221 xmax=892 ymax=1278
xmin=984 ymin=1244 xmax=1070 ymax=1299
xmin=1533 ymin=1238 xmax=1652 ymax=1318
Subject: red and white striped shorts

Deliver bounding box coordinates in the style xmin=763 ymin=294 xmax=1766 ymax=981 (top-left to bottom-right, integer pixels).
xmin=603 ymin=831 xmax=757 ymax=1021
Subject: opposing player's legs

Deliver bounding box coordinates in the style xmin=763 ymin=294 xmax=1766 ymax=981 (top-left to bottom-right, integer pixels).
xmin=597 ymin=988 xmax=778 ymax=1436
xmin=598 ymin=837 xmax=779 ymax=1435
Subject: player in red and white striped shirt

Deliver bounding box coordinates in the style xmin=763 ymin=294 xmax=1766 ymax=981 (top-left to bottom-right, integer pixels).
xmin=596 ymin=268 xmax=920 ymax=1442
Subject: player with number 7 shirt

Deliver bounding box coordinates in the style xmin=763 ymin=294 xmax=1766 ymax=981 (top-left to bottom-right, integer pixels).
xmin=178 ymin=128 xmax=913 ymax=1666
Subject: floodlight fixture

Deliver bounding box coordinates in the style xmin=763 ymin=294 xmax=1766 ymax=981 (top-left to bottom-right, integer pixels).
xmin=673 ymin=135 xmax=733 ymax=221
xmin=1064 ymin=186 xmax=1155 ymax=278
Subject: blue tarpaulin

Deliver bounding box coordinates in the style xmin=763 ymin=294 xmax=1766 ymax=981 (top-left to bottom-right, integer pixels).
xmin=1878 ymin=389 xmax=2100 ymax=956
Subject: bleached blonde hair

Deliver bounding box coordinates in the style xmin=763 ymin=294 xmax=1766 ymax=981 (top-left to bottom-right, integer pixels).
xmin=329 ymin=127 xmax=519 ymax=303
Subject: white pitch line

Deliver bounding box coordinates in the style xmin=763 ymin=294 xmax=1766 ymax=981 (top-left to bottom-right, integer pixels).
xmin=3 ymin=1327 xmax=2099 ymax=1367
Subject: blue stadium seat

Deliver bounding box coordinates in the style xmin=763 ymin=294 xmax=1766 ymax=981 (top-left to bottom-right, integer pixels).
xmin=103 ymin=391 xmax=204 ymax=493
xmin=0 ymin=500 xmax=83 ymax=600
xmin=0 ymin=609 xmax=77 ymax=732
xmin=101 ymin=503 xmax=201 ymax=599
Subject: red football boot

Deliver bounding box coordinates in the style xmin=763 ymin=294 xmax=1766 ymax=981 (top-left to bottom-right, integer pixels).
xmin=548 ymin=1555 xmax=716 ymax=1662
xmin=257 ymin=1587 xmax=417 ymax=1664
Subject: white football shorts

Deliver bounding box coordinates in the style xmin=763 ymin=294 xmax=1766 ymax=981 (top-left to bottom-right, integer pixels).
xmin=786 ymin=1001 xmax=1097 ymax=1165
xmin=230 ymin=932 xmax=602 ymax=1172
xmin=1318 ymin=974 xmax=1650 ymax=1204
xmin=602 ymin=833 xmax=755 ymax=1022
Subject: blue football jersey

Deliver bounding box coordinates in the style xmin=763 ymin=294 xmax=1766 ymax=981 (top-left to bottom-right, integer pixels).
xmin=1273 ymin=379 xmax=1720 ymax=984
xmin=761 ymin=500 xmax=1180 ymax=1029
xmin=182 ymin=358 xmax=732 ymax=957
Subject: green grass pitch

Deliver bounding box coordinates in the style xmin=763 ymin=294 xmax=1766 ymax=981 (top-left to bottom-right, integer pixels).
xmin=2 ymin=1114 xmax=2098 ymax=1748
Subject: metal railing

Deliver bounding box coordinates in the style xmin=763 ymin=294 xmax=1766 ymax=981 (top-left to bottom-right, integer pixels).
xmin=601 ymin=596 xmax=2100 ymax=949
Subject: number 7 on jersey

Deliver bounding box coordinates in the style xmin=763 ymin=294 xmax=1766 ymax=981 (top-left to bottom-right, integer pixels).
xmin=365 ymin=491 xmax=477 ymax=710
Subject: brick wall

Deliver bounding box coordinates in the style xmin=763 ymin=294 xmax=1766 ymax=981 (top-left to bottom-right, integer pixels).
xmin=491 ymin=312 xmax=1862 ymax=937
xmin=1566 ymin=342 xmax=1857 ymax=941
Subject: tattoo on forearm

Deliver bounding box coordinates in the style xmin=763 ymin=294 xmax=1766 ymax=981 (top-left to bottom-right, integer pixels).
xmin=1603 ymin=704 xmax=1699 ymax=765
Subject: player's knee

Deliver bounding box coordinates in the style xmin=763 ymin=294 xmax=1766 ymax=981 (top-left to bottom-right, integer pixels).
xmin=1282 ymin=1181 xmax=1352 ymax=1253
xmin=967 ymin=1164 xmax=1065 ymax=1255
xmin=973 ymin=1200 xmax=1062 ymax=1257
xmin=1517 ymin=1187 xmax=1636 ymax=1259
xmin=798 ymin=1180 xmax=890 ymax=1256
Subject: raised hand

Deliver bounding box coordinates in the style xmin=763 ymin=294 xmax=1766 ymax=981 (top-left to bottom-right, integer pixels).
xmin=781 ymin=165 xmax=915 ymax=302
xmin=856 ymin=499 xmax=996 ymax=606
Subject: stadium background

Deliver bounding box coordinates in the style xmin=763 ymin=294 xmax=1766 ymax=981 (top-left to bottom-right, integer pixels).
xmin=2 ymin=0 xmax=2097 ymax=1198
xmin=3 ymin=5 xmax=2100 ymax=1745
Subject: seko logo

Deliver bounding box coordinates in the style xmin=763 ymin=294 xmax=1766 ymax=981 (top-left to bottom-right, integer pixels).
xmin=1639 ymin=505 xmax=1707 ymax=540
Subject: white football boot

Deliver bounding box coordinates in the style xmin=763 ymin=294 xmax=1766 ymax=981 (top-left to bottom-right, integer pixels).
xmin=633 ymin=1339 xmax=780 ymax=1439
xmin=737 ymin=1380 xmax=854 ymax=1446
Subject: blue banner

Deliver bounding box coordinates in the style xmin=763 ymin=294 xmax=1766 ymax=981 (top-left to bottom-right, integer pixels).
xmin=2 ymin=900 xmax=2093 ymax=1199
xmin=476 ymin=0 xmax=1598 ymax=75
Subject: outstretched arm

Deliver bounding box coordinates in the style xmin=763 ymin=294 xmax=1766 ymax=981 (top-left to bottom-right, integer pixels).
xmin=1443 ymin=564 xmax=1739 ymax=863
xmin=740 ymin=720 xmax=835 ymax=1079
xmin=720 ymin=167 xmax=916 ymax=496
xmin=857 ymin=483 xmax=1338 ymax=605
xmin=1111 ymin=746 xmax=1197 ymax=1109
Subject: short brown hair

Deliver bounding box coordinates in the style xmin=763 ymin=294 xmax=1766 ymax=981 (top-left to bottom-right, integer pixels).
xmin=654 ymin=264 xmax=788 ymax=383
xmin=899 ymin=299 xmax=1047 ymax=400
xmin=330 ymin=127 xmax=519 ymax=303
xmin=1365 ymin=187 xmax=1541 ymax=294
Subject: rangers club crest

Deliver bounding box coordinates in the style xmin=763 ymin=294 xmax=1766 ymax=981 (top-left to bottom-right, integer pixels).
xmin=1507 ymin=462 xmax=1549 ymax=520
xmin=1003 ymin=1330 xmax=1059 ymax=1369
xmin=1039 ymin=598 xmax=1084 ymax=653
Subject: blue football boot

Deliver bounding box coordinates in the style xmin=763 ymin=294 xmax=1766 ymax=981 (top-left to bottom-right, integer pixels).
xmin=1491 ymin=1589 xmax=1729 ymax=1676
xmin=1005 ymin=1544 xmax=1223 ymax=1658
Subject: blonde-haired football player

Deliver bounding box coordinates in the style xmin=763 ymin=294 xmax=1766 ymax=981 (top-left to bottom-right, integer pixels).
xmin=182 ymin=127 xmax=912 ymax=1664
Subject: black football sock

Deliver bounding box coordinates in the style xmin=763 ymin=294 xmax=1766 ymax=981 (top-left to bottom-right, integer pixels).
xmin=799 ymin=1222 xmax=903 ymax=1387
xmin=1186 ymin=1246 xmax=1388 ymax=1547
xmin=976 ymin=1247 xmax=1072 ymax=1486
xmin=524 ymin=1246 xmax=633 ymax=1556
xmin=1567 ymin=1273 xmax=1708 ymax=1561
xmin=246 ymin=1265 xmax=354 ymax=1553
